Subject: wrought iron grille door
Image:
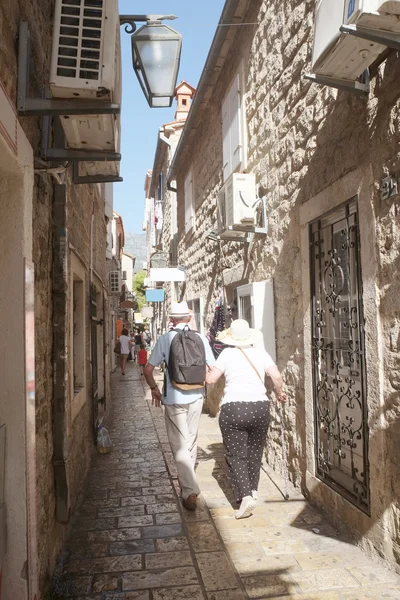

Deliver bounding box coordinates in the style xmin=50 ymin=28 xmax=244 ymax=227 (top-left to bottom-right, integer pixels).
xmin=310 ymin=198 xmax=370 ymax=512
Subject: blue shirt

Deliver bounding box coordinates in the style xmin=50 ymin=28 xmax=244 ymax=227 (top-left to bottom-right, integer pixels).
xmin=148 ymin=324 xmax=215 ymax=405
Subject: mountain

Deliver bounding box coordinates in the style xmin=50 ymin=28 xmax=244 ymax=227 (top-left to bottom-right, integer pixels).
xmin=124 ymin=233 xmax=147 ymax=273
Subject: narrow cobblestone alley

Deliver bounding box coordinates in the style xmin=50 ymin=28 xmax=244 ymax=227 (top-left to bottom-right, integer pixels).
xmin=51 ymin=364 xmax=400 ymax=600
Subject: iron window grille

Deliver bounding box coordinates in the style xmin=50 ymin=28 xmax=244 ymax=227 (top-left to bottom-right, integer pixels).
xmin=310 ymin=197 xmax=370 ymax=513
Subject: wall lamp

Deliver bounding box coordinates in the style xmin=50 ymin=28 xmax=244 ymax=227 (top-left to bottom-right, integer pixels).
xmin=120 ymin=14 xmax=183 ymax=108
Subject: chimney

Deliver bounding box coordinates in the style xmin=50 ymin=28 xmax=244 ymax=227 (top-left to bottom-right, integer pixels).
xmin=174 ymin=81 xmax=196 ymax=122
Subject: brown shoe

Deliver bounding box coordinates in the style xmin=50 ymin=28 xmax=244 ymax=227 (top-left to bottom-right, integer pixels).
xmin=182 ymin=494 xmax=197 ymax=511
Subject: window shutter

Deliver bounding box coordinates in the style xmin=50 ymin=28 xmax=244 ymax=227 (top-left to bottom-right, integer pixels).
xmin=222 ymin=94 xmax=231 ymax=182
xmin=104 ymin=183 xmax=113 ymax=219
xmin=184 ymin=171 xmax=194 ymax=233
xmin=230 ymin=74 xmax=243 ymax=172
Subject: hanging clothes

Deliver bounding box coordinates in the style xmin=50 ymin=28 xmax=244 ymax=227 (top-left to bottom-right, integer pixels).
xmin=207 ymin=295 xmax=227 ymax=359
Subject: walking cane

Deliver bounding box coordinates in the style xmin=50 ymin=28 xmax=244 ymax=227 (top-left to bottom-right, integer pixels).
xmin=278 ymin=402 xmax=290 ymax=500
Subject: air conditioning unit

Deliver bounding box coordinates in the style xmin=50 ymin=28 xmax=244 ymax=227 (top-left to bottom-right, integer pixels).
xmin=312 ymin=0 xmax=400 ymax=81
xmin=50 ymin=0 xmax=121 ymax=175
xmin=217 ymin=173 xmax=257 ymax=237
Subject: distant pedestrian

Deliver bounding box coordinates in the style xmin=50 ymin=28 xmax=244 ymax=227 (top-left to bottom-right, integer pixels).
xmin=119 ymin=328 xmax=132 ymax=376
xmin=206 ymin=319 xmax=286 ymax=519
xmin=134 ymin=330 xmax=142 ymax=360
xmin=144 ymin=302 xmax=215 ymax=511
xmin=138 ymin=344 xmax=148 ymax=376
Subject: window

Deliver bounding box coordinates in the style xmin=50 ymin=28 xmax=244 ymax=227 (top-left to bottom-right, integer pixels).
xmin=222 ymin=72 xmax=246 ymax=182
xmin=310 ymin=198 xmax=369 ymax=512
xmin=73 ymin=279 xmax=85 ymax=395
xmin=188 ymin=298 xmax=204 ymax=334
xmin=239 ymin=294 xmax=252 ymax=325
xmin=110 ymin=271 xmax=120 ymax=293
xmin=184 ymin=169 xmax=195 ymax=233
xmin=236 ymin=281 xmax=276 ymax=360
xmin=70 ymin=252 xmax=87 ymax=423
xmin=158 ymin=172 xmax=163 ymax=202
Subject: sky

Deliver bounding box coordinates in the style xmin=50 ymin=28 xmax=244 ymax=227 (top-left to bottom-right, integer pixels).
xmin=115 ymin=0 xmax=226 ymax=233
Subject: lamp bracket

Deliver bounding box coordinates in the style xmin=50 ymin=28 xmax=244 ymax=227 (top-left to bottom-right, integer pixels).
xmin=119 ymin=14 xmax=178 ymax=33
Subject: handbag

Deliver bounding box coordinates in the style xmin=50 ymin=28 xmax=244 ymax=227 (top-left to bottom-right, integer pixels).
xmin=238 ymin=348 xmax=262 ymax=382
xmin=114 ymin=341 xmax=121 ymax=355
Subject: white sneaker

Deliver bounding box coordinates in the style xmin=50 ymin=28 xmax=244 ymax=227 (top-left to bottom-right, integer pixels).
xmin=236 ymin=496 xmax=257 ymax=519
xmin=252 ymin=490 xmax=258 ymax=500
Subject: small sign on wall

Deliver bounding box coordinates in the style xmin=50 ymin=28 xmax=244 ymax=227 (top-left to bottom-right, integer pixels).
xmin=381 ymin=175 xmax=399 ymax=201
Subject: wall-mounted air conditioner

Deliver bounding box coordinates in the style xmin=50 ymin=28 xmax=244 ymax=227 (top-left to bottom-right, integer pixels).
xmin=312 ymin=0 xmax=400 ymax=81
xmin=50 ymin=0 xmax=121 ymax=175
xmin=217 ymin=173 xmax=257 ymax=238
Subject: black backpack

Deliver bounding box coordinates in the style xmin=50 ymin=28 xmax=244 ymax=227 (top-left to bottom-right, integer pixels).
xmin=167 ymin=327 xmax=206 ymax=391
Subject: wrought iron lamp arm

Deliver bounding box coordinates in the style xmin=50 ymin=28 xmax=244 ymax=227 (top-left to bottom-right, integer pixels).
xmin=119 ymin=14 xmax=178 ymax=33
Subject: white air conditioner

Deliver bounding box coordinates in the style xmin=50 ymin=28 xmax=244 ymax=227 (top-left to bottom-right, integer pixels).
xmin=217 ymin=173 xmax=257 ymax=237
xmin=50 ymin=0 xmax=121 ymax=175
xmin=312 ymin=0 xmax=400 ymax=81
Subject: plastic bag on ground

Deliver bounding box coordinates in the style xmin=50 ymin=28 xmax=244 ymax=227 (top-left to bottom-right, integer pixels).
xmin=97 ymin=423 xmax=112 ymax=454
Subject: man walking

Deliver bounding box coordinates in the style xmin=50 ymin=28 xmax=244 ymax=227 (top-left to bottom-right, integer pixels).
xmin=144 ymin=301 xmax=215 ymax=511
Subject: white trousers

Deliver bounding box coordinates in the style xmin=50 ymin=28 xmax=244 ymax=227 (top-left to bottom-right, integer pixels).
xmin=164 ymin=398 xmax=203 ymax=500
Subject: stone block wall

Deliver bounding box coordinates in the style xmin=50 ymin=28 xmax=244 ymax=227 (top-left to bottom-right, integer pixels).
xmin=173 ymin=0 xmax=400 ymax=571
xmin=0 ymin=1 xmax=110 ymax=592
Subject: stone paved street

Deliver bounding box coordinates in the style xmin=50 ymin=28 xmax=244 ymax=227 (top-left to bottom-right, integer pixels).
xmin=51 ymin=364 xmax=400 ymax=599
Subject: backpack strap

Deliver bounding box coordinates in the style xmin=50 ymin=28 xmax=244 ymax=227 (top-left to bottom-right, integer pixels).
xmin=238 ymin=348 xmax=262 ymax=382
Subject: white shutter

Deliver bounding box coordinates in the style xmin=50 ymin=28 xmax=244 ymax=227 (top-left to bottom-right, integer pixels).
xmin=184 ymin=170 xmax=194 ymax=233
xmin=230 ymin=74 xmax=243 ymax=172
xmin=222 ymin=73 xmax=244 ymax=182
xmin=104 ymin=183 xmax=113 ymax=219
xmin=222 ymin=94 xmax=231 ymax=182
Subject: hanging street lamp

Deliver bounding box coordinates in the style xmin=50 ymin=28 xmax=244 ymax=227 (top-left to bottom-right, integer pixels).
xmin=120 ymin=15 xmax=183 ymax=108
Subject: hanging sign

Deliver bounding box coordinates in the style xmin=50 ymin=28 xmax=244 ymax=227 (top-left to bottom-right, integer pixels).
xmin=146 ymin=289 xmax=165 ymax=302
xmin=142 ymin=306 xmax=154 ymax=318
xmin=150 ymin=268 xmax=186 ymax=282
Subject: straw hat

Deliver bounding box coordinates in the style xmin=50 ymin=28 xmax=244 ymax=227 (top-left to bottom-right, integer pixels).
xmin=216 ymin=319 xmax=259 ymax=347
xmin=170 ymin=301 xmax=190 ymax=318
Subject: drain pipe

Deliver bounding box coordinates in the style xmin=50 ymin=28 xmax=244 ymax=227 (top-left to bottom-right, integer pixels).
xmin=52 ymin=183 xmax=70 ymax=523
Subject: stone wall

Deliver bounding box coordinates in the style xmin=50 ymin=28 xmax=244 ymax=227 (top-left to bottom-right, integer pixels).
xmin=0 ymin=1 xmax=109 ymax=592
xmin=172 ymin=0 xmax=400 ymax=571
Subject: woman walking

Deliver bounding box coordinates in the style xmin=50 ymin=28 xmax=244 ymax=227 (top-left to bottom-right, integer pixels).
xmin=206 ymin=319 xmax=285 ymax=519
xmin=137 ymin=344 xmax=148 ymax=376
xmin=119 ymin=328 xmax=132 ymax=376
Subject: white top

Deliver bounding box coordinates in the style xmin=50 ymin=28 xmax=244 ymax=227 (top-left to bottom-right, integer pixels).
xmin=215 ymin=346 xmax=276 ymax=405
xmin=119 ymin=335 xmax=131 ymax=355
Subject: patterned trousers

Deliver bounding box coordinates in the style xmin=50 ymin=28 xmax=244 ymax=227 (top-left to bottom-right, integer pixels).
xmin=219 ymin=401 xmax=271 ymax=501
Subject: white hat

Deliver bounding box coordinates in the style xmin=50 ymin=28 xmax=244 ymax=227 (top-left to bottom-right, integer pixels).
xmin=216 ymin=319 xmax=259 ymax=347
xmin=170 ymin=301 xmax=190 ymax=317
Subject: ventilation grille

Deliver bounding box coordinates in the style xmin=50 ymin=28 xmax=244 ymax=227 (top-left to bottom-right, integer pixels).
xmin=56 ymin=0 xmax=104 ymax=81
